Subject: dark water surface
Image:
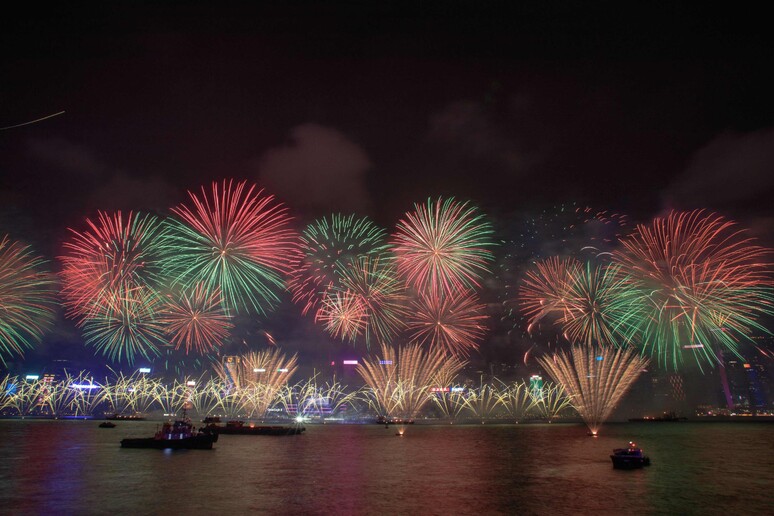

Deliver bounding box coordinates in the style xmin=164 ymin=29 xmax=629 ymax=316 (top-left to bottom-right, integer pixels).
xmin=0 ymin=420 xmax=772 ymax=515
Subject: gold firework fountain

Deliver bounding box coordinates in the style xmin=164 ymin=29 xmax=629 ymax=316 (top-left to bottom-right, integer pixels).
xmin=538 ymin=344 xmax=648 ymax=435
xmin=357 ymin=342 xmax=465 ymax=423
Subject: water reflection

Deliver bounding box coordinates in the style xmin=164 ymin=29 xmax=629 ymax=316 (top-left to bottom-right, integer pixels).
xmin=0 ymin=421 xmax=771 ymax=515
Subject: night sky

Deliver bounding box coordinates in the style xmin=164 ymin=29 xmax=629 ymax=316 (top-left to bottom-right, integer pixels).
xmin=1 ymin=3 xmax=773 ymax=377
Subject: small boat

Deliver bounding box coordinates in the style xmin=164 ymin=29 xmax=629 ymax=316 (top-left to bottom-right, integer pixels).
xmin=205 ymin=420 xmax=305 ymax=436
xmin=99 ymin=422 xmax=116 ymax=428
xmin=120 ymin=415 xmax=218 ymax=450
xmin=611 ymin=442 xmax=651 ymax=469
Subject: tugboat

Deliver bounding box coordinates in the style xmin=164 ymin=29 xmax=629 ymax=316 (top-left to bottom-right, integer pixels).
xmin=204 ymin=419 xmax=305 ymax=436
xmin=99 ymin=422 xmax=116 ymax=428
xmin=611 ymin=442 xmax=651 ymax=469
xmin=120 ymin=412 xmax=218 ymax=449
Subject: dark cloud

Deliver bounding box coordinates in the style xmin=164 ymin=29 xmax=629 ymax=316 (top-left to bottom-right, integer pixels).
xmin=89 ymin=172 xmax=178 ymax=213
xmin=427 ymin=99 xmax=535 ymax=174
xmin=25 ymin=137 xmax=177 ymax=214
xmin=664 ymin=127 xmax=774 ymax=208
xmin=254 ymin=124 xmax=372 ymax=215
xmin=26 ymin=137 xmax=108 ymax=177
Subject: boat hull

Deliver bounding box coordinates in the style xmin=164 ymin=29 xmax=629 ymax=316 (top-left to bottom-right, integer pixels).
xmin=120 ymin=435 xmax=216 ymax=450
xmin=610 ymin=455 xmax=651 ymax=469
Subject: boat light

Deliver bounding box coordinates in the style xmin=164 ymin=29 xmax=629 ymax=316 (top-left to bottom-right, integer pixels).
xmin=138 ymin=367 xmax=151 ymax=374
xmin=342 ymin=360 xmax=358 ymax=365
xmin=25 ymin=375 xmax=39 ymax=381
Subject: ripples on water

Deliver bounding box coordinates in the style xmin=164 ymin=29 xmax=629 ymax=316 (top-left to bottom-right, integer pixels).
xmin=0 ymin=420 xmax=772 ymax=515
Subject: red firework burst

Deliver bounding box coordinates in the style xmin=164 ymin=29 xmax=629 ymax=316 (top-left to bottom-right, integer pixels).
xmin=315 ymin=290 xmax=368 ymax=342
xmin=519 ymin=256 xmax=582 ymax=332
xmin=407 ymin=289 xmax=488 ymax=357
xmin=392 ymin=197 xmax=495 ymax=295
xmin=60 ymin=211 xmax=163 ymax=321
xmin=612 ymin=210 xmax=774 ymax=366
xmin=159 ymin=285 xmax=233 ymax=355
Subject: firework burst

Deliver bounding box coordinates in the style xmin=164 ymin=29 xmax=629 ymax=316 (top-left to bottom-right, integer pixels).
xmin=60 ymin=211 xmax=164 ymax=321
xmin=162 ymin=180 xmax=299 ymax=315
xmin=519 ymin=256 xmax=581 ymax=331
xmin=406 ymin=289 xmax=487 ymax=357
xmin=332 ymin=255 xmax=408 ymax=347
xmin=315 ymin=290 xmax=368 ymax=342
xmin=0 ymin=236 xmax=56 ymax=362
xmin=288 ymin=214 xmax=389 ymax=316
xmin=392 ymin=197 xmax=495 ymax=295
xmin=561 ymin=262 xmax=636 ymax=346
xmin=613 ymin=210 xmax=774 ymax=367
xmin=159 ymin=285 xmax=232 ymax=355
xmin=81 ymin=286 xmax=165 ymax=363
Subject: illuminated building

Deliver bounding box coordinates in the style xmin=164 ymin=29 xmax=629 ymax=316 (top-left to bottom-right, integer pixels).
xmin=744 ymin=355 xmax=771 ymax=409
xmin=651 ymin=372 xmax=686 ymax=412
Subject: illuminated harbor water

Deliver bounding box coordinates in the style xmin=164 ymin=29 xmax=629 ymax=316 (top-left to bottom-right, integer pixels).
xmin=0 ymin=420 xmax=771 ymax=514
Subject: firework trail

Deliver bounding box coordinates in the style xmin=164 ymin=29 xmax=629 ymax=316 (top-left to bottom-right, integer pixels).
xmin=0 ymin=110 xmax=65 ymax=130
